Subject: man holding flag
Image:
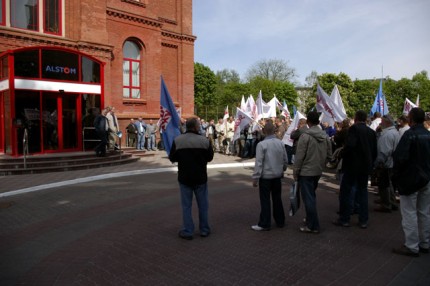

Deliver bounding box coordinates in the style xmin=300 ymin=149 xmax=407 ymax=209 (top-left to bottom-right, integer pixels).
xmin=159 ymin=76 xmax=181 ymax=155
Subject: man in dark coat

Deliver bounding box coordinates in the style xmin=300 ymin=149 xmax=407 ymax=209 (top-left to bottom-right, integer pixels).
xmin=169 ymin=118 xmax=214 ymax=240
xmin=93 ymin=107 xmax=109 ymax=157
xmin=126 ymin=118 xmax=137 ymax=147
xmin=392 ymin=108 xmax=430 ymax=257
xmin=334 ymin=110 xmax=377 ymax=228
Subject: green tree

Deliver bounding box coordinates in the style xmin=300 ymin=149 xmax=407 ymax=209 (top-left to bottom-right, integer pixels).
xmin=216 ymin=69 xmax=241 ymax=84
xmin=350 ymin=79 xmax=378 ymax=116
xmin=245 ymin=59 xmax=297 ymax=82
xmin=194 ymin=62 xmax=218 ymax=117
xmin=384 ymin=77 xmax=412 ymax=117
xmin=412 ymin=71 xmax=430 ymax=112
xmin=247 ymin=77 xmax=298 ymax=113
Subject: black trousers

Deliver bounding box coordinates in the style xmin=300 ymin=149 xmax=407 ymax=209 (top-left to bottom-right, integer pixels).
xmin=258 ymin=178 xmax=285 ymax=228
xmin=95 ymin=130 xmax=108 ymax=155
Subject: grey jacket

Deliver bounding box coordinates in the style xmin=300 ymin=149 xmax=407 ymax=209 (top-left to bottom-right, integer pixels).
xmin=375 ymin=126 xmax=400 ymax=168
xmin=293 ymin=126 xmax=332 ymax=177
xmin=252 ymin=135 xmax=288 ymax=180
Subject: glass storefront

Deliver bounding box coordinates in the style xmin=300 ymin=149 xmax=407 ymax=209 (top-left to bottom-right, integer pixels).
xmin=0 ymin=47 xmax=103 ymax=156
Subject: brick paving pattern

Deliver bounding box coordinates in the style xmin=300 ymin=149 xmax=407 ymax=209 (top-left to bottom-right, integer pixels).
xmin=0 ymin=151 xmax=429 ymax=285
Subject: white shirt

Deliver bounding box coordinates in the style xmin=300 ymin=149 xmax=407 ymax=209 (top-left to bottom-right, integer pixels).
xmin=370 ymin=118 xmax=382 ymax=131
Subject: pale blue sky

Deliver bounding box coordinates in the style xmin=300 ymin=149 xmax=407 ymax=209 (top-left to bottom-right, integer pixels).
xmin=193 ymin=0 xmax=430 ymax=85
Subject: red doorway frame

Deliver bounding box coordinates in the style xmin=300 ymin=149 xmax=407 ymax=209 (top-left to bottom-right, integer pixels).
xmin=1 ymin=46 xmax=104 ymax=156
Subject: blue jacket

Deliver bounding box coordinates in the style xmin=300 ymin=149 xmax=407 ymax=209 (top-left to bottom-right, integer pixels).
xmin=134 ymin=120 xmax=147 ymax=134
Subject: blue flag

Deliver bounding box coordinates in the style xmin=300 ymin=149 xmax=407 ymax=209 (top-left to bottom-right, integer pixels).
xmin=160 ymin=76 xmax=181 ymax=155
xmin=370 ymin=79 xmax=389 ymax=116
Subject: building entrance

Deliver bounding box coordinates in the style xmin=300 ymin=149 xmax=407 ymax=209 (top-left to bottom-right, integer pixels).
xmin=0 ymin=46 xmax=103 ymax=156
xmin=15 ymin=91 xmax=80 ymax=155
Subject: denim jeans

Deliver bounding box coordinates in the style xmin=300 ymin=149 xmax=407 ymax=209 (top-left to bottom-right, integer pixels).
xmin=242 ymin=139 xmax=254 ymax=158
xmin=400 ymin=181 xmax=430 ymax=252
xmin=147 ymin=134 xmax=156 ymax=150
xmin=258 ymin=178 xmax=285 ymax=228
xmin=299 ymin=175 xmax=321 ymax=231
xmin=137 ymin=132 xmax=145 ymax=149
xmin=179 ymin=183 xmax=210 ymax=235
xmin=339 ymin=172 xmax=369 ymax=224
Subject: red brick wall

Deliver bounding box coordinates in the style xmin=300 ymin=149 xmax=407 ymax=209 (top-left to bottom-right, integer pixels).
xmin=0 ymin=0 xmax=195 ymax=147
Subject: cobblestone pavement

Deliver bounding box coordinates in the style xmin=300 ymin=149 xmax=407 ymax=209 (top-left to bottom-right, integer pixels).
xmin=0 ymin=152 xmax=429 ymax=285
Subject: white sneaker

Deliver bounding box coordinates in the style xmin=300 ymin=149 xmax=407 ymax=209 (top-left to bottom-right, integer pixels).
xmin=251 ymin=225 xmax=269 ymax=231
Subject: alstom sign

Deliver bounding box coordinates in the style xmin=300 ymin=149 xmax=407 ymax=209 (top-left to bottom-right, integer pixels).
xmin=45 ymin=65 xmax=77 ymax=75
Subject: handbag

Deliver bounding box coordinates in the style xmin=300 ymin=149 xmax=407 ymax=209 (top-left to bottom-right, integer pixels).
xmin=289 ymin=182 xmax=301 ymax=216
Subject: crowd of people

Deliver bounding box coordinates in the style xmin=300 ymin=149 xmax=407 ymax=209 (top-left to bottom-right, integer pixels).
xmin=168 ymin=108 xmax=430 ymax=259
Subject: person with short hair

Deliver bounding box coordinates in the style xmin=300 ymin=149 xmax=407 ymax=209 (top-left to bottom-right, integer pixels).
xmin=126 ymin=118 xmax=137 ymax=147
xmin=215 ymin=118 xmax=225 ymax=153
xmin=93 ymin=107 xmax=109 ymax=157
xmin=224 ymin=116 xmax=235 ymax=155
xmin=251 ymin=120 xmax=288 ymax=231
xmin=169 ymin=117 xmax=214 ymax=240
xmin=134 ymin=117 xmax=146 ymax=150
xmin=392 ymin=108 xmax=430 ymax=257
xmin=206 ymin=119 xmax=217 ymax=151
xmin=105 ymin=106 xmax=119 ymax=151
xmin=397 ymin=115 xmax=410 ymax=137
xmin=374 ymin=114 xmax=400 ymax=213
xmin=334 ymin=110 xmax=377 ymax=229
xmin=293 ymin=112 xmax=332 ymax=233
xmin=145 ymin=119 xmax=158 ymax=151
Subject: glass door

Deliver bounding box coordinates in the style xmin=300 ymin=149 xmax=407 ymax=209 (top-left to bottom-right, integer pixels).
xmin=42 ymin=93 xmax=59 ymax=151
xmin=41 ymin=92 xmax=79 ymax=152
xmin=62 ymin=94 xmax=78 ymax=150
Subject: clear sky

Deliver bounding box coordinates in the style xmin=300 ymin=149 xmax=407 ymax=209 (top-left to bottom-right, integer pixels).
xmin=192 ymin=0 xmax=430 ymax=85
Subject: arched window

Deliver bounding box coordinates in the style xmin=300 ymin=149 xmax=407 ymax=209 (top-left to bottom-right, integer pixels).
xmin=123 ymin=41 xmax=141 ymax=99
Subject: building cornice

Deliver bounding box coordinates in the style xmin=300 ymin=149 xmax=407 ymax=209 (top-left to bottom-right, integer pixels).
xmin=161 ymin=42 xmax=178 ymax=49
xmin=161 ymin=31 xmax=196 ymax=43
xmin=158 ymin=17 xmax=177 ymax=26
xmin=106 ymin=8 xmax=162 ymax=28
xmin=0 ymin=30 xmax=113 ymax=55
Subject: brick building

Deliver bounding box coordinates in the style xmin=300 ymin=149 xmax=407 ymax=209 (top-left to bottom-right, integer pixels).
xmin=0 ymin=0 xmax=195 ymax=156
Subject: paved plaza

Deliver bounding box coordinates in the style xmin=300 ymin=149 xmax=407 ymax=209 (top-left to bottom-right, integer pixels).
xmin=0 ymin=152 xmax=429 ymax=285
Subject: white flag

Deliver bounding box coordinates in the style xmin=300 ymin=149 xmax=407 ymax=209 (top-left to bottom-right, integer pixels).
xmin=280 ymin=100 xmax=290 ymax=118
xmin=256 ymin=90 xmax=273 ymax=120
xmin=232 ymin=107 xmax=253 ymax=142
xmin=240 ymin=96 xmax=246 ymax=111
xmin=416 ymin=95 xmax=420 ymax=107
xmin=283 ymin=111 xmax=306 ymax=146
xmin=267 ymin=96 xmax=279 ymax=118
xmin=403 ymin=98 xmax=417 ymax=115
xmin=320 ymin=85 xmax=347 ymax=126
xmin=247 ymin=95 xmax=258 ymax=120
xmin=316 ymin=84 xmax=345 ymax=123
xmin=223 ymin=106 xmax=229 ymax=124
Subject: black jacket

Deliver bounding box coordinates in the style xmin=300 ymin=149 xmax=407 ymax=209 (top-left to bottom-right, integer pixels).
xmin=94 ymin=114 xmax=107 ymax=133
xmin=169 ymin=131 xmax=214 ymax=186
xmin=393 ymin=124 xmax=430 ymax=194
xmin=341 ymin=122 xmax=377 ymax=175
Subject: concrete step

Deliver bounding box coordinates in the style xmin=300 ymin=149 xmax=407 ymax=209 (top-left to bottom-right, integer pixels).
xmin=0 ymin=151 xmax=140 ymax=176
